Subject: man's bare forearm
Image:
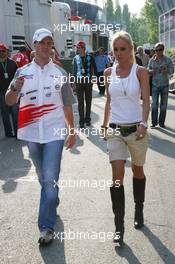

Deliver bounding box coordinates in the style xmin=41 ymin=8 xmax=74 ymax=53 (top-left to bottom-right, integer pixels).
xmin=63 ymin=106 xmax=75 ymax=132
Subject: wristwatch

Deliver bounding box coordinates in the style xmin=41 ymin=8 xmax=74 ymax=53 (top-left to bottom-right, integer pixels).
xmin=139 ymin=121 xmax=148 ymax=129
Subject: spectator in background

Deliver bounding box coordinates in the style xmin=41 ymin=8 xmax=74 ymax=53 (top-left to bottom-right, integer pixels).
xmin=50 ymin=49 xmax=63 ymax=68
xmin=148 ymin=42 xmax=174 ymax=128
xmin=148 ymin=49 xmax=155 ymax=96
xmin=12 ymin=46 xmax=29 ymax=68
xmin=89 ymin=51 xmax=95 ymax=57
xmin=73 ymin=40 xmax=97 ymax=128
xmin=108 ymin=51 xmax=115 ymax=66
xmin=0 ymin=43 xmax=18 ymax=137
xmin=137 ymin=46 xmax=149 ymax=68
xmin=144 ymin=49 xmax=150 ymax=57
xmin=30 ymin=50 xmax=35 ymax=61
xmin=133 ymin=43 xmax=142 ymax=66
xmin=94 ymin=47 xmax=110 ymax=95
xmin=150 ymin=48 xmax=155 ymax=59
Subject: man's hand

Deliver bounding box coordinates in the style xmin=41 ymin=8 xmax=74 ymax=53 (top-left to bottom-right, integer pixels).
xmin=6 ymin=76 xmax=24 ymax=105
xmin=65 ymin=134 xmax=76 ymax=149
xmin=14 ymin=76 xmax=24 ymax=92
xmin=160 ymin=65 xmax=168 ymax=75
xmin=149 ymin=69 xmax=157 ymax=76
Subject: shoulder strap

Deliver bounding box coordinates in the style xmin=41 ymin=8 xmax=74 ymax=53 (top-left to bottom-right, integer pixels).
xmin=111 ymin=64 xmax=117 ymax=77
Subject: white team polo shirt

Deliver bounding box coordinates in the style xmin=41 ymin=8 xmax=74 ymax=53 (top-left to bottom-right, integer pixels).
xmin=13 ymin=60 xmax=74 ymax=143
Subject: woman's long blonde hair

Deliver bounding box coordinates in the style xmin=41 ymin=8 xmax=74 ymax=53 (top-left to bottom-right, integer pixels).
xmin=111 ymin=31 xmax=136 ymax=63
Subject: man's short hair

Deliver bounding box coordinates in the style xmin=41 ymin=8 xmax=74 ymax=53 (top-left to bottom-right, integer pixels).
xmin=137 ymin=46 xmax=143 ymax=51
xmin=99 ymin=47 xmax=105 ymax=51
xmin=155 ymin=42 xmax=164 ymax=50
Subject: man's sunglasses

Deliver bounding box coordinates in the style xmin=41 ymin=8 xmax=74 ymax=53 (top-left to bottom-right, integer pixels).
xmin=155 ymin=48 xmax=163 ymax=52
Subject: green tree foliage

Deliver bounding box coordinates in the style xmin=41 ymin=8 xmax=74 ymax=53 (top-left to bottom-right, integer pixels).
xmin=136 ymin=18 xmax=149 ymax=45
xmin=141 ymin=0 xmax=159 ymax=43
xmin=129 ymin=16 xmax=149 ymax=45
xmin=114 ymin=4 xmax=122 ymax=25
xmin=166 ymin=48 xmax=175 ymax=59
xmin=129 ymin=15 xmax=140 ymax=43
xmin=122 ymin=4 xmax=130 ymax=31
xmin=106 ymin=0 xmax=114 ymax=23
xmin=106 ymin=0 xmax=155 ymax=46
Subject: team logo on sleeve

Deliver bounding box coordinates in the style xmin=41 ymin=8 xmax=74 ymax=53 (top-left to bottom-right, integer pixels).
xmin=45 ymin=92 xmax=52 ymax=97
xmin=55 ymin=84 xmax=61 ymax=90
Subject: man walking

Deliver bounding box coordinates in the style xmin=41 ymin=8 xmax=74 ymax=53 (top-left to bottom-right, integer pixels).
xmin=94 ymin=47 xmax=110 ymax=95
xmin=0 ymin=43 xmax=18 ymax=137
xmin=6 ymin=28 xmax=76 ymax=245
xmin=137 ymin=46 xmax=149 ymax=68
xmin=73 ymin=41 xmax=97 ymax=128
xmin=148 ymin=42 xmax=174 ymax=128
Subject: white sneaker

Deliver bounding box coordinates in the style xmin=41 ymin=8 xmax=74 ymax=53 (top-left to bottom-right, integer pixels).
xmin=38 ymin=229 xmax=54 ymax=246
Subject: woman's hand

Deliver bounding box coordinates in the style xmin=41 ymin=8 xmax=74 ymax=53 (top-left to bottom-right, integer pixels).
xmin=135 ymin=124 xmax=147 ymax=141
xmin=100 ymin=126 xmax=108 ymax=140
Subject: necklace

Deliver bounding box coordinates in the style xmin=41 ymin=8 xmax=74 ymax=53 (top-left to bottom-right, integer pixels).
xmin=120 ymin=77 xmax=129 ymax=96
xmin=116 ymin=64 xmax=131 ymax=96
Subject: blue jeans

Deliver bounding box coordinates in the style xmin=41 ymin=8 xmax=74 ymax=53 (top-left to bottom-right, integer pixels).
xmin=27 ymin=140 xmax=64 ymax=231
xmin=151 ymin=85 xmax=169 ymax=126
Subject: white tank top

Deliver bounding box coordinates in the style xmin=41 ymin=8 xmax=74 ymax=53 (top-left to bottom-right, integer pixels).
xmin=108 ymin=63 xmax=142 ymax=124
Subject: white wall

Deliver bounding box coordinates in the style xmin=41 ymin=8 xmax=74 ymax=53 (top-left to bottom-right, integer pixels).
xmin=0 ymin=0 xmax=25 ymax=51
xmin=51 ymin=2 xmax=72 ymax=57
xmin=23 ymin=0 xmax=52 ymax=47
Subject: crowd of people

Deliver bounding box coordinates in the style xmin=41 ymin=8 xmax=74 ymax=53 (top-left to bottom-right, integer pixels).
xmin=0 ymin=28 xmax=174 ymax=247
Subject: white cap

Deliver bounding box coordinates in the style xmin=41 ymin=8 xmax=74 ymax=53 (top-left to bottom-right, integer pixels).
xmin=33 ymin=28 xmax=53 ymax=43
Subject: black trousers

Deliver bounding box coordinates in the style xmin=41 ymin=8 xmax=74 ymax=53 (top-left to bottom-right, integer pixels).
xmin=96 ymin=71 xmax=105 ymax=94
xmin=76 ymin=82 xmax=93 ymax=125
xmin=0 ymin=94 xmax=18 ymax=136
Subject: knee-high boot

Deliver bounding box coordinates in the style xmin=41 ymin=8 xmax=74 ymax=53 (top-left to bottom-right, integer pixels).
xmin=133 ymin=177 xmax=146 ymax=229
xmin=110 ymin=185 xmax=125 ymax=245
